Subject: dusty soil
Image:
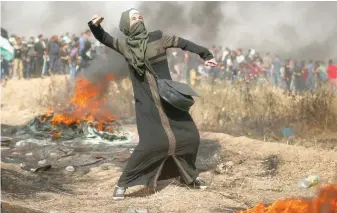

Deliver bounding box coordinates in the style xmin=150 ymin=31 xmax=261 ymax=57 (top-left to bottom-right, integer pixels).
xmin=1 ymin=77 xmax=337 ymax=213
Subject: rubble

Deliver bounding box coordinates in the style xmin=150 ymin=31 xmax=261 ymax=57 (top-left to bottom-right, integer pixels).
xmin=17 ymin=115 xmax=131 ymax=142
xmin=65 ymin=166 xmax=75 ymax=172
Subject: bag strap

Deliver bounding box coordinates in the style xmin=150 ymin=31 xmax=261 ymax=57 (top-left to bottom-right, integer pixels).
xmin=145 ymin=60 xmax=159 ymax=80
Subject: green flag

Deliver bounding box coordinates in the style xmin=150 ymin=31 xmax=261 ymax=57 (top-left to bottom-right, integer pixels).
xmin=0 ymin=35 xmax=14 ymax=61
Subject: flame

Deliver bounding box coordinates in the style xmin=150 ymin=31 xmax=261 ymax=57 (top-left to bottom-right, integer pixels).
xmin=45 ymin=73 xmax=118 ymax=131
xmin=237 ymin=184 xmax=337 ymax=213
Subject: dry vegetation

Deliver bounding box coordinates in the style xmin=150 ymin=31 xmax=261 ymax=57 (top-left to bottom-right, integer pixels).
xmin=2 ymin=75 xmax=337 ymax=213
xmin=190 ymin=80 xmax=337 ymax=147
xmin=1 ymin=75 xmax=337 ymax=148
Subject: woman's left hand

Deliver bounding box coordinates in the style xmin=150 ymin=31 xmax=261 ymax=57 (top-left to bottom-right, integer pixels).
xmin=205 ymin=58 xmax=218 ymax=67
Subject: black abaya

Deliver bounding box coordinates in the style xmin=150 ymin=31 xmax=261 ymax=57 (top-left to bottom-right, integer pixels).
xmin=89 ymin=21 xmax=214 ymax=187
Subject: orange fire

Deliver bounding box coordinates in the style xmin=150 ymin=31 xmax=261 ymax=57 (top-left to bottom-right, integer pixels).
xmin=237 ymin=184 xmax=337 ymax=213
xmin=45 ymin=73 xmax=118 ymax=131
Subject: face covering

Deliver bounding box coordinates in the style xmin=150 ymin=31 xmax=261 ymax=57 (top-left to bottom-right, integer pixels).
xmin=119 ymin=8 xmax=149 ymax=76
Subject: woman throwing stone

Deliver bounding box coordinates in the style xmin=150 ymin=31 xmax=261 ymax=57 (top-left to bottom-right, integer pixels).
xmin=88 ymin=8 xmax=218 ymax=200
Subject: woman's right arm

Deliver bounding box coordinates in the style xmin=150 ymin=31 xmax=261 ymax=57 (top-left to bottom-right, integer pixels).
xmin=88 ymin=20 xmax=121 ymax=55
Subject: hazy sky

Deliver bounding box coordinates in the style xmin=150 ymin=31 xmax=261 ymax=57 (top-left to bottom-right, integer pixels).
xmin=2 ymin=1 xmax=337 ymax=59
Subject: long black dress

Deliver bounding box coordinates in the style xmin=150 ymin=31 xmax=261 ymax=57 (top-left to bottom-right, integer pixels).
xmin=89 ymin=21 xmax=214 ymax=188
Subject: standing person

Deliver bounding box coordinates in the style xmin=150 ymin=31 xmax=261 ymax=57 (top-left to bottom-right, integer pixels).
xmin=34 ymin=34 xmax=47 ymax=76
xmin=89 ymin=9 xmax=218 ymax=200
xmin=283 ymin=59 xmax=292 ymax=95
xmin=327 ymin=59 xmax=337 ymax=92
xmin=13 ymin=37 xmax=24 ymax=79
xmin=262 ymin=52 xmax=272 ymax=83
xmin=21 ymin=41 xmax=31 ymax=79
xmin=59 ymin=43 xmax=69 ymax=74
xmin=315 ymin=61 xmax=328 ymax=88
xmin=69 ymin=41 xmax=80 ymax=80
xmin=271 ymin=55 xmax=281 ymax=88
xmin=27 ymin=37 xmax=37 ymax=77
xmin=48 ymin=35 xmax=60 ymax=74
xmin=301 ymin=60 xmax=308 ymax=91
xmin=292 ymin=60 xmax=303 ymax=95
xmin=306 ymin=60 xmax=315 ymax=93
xmin=289 ymin=59 xmax=296 ymax=94
xmin=1 ymin=56 xmax=9 ymax=86
xmin=185 ymin=52 xmax=199 ymax=85
xmin=79 ymin=29 xmax=92 ymax=70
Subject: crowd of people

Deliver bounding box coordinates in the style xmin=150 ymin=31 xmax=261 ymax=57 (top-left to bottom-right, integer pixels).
xmin=0 ymin=29 xmax=98 ymax=84
xmin=1 ymin=30 xmax=337 ymax=95
xmin=169 ymin=46 xmax=337 ymax=95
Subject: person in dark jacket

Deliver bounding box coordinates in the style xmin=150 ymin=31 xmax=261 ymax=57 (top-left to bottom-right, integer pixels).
xmin=79 ymin=30 xmax=92 ymax=70
xmin=48 ymin=35 xmax=60 ymax=74
xmin=34 ymin=34 xmax=47 ymax=76
xmin=21 ymin=42 xmax=30 ymax=79
xmin=89 ymin=9 xmax=218 ymax=200
xmin=27 ymin=37 xmax=37 ymax=77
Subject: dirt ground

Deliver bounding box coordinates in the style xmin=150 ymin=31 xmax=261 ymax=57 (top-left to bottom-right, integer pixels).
xmin=1 ymin=77 xmax=337 ymax=213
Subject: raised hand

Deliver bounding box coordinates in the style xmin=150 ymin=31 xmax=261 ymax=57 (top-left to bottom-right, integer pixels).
xmin=204 ymin=58 xmax=218 ymax=67
xmin=91 ymin=15 xmax=104 ymax=26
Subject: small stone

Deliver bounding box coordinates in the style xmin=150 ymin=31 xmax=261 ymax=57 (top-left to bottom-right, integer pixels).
xmin=49 ymin=152 xmax=58 ymax=157
xmin=38 ymin=159 xmax=47 ymax=166
xmin=16 ymin=141 xmax=26 ymax=147
xmin=215 ymin=163 xmax=226 ymax=174
xmin=225 ymin=161 xmax=234 ymax=168
xmin=25 ymin=152 xmax=33 ymax=157
xmin=101 ymin=165 xmax=110 ymax=170
xmin=65 ymin=166 xmax=75 ymax=172
xmin=30 ymin=168 xmax=37 ymax=172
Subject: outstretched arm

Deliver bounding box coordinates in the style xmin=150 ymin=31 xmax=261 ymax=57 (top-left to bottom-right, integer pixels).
xmin=88 ymin=20 xmax=121 ymax=55
xmin=161 ymin=32 xmax=216 ymax=66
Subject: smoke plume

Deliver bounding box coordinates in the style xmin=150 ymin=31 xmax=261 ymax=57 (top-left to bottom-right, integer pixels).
xmin=2 ymin=1 xmax=336 ymax=61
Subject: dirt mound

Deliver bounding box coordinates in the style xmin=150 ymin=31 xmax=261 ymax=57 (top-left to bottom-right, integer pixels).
xmin=2 ymin=132 xmax=336 ymax=213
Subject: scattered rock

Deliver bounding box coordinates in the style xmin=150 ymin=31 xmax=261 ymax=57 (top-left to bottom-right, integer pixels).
xmin=16 ymin=140 xmax=27 ymax=147
xmin=11 ymin=152 xmax=20 ymax=156
xmin=262 ymin=155 xmax=280 ymax=176
xmin=49 ymin=152 xmax=58 ymax=158
xmin=232 ymin=155 xmax=244 ymax=164
xmin=1 ymin=147 xmax=10 ymax=151
xmin=216 ymin=161 xmax=236 ymax=174
xmin=20 ymin=163 xmax=26 ymax=169
xmin=215 ymin=163 xmax=226 ymax=174
xmin=225 ymin=161 xmax=234 ymax=168
xmin=34 ymin=165 xmax=51 ymax=172
xmin=38 ymin=159 xmax=47 ymax=167
xmin=1 ymin=136 xmax=12 ymax=142
xmin=101 ymin=165 xmax=110 ymax=170
xmin=65 ymin=166 xmax=75 ymax=172
xmin=25 ymin=152 xmax=33 ymax=157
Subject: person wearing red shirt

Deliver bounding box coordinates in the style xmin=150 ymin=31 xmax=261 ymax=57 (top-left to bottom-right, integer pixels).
xmin=327 ymin=59 xmax=337 ymax=92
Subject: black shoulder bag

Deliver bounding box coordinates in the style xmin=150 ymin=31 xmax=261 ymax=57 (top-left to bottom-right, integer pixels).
xmin=145 ymin=61 xmax=200 ymax=112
